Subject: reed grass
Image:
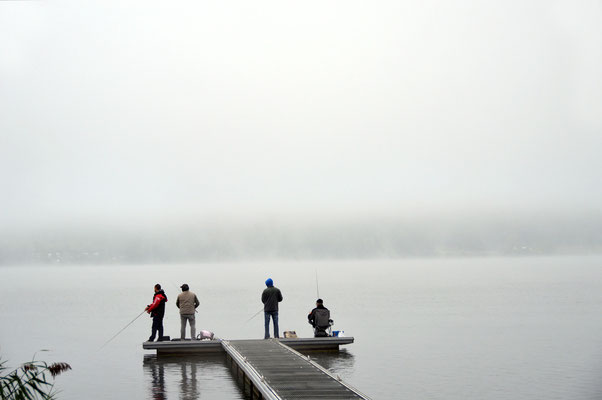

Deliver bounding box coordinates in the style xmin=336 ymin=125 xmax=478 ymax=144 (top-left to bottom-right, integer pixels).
xmin=1 ymin=357 xmax=71 ymax=400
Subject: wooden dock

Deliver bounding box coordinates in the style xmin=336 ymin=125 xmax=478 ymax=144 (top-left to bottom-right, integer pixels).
xmin=223 ymin=339 xmax=370 ymax=400
xmin=143 ymin=336 xmax=354 ymax=355
xmin=142 ymin=337 xmax=370 ymax=399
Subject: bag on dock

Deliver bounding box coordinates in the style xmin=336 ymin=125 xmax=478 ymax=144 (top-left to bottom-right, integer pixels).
xmin=197 ymin=330 xmax=214 ymax=340
xmin=284 ymin=331 xmax=297 ymax=338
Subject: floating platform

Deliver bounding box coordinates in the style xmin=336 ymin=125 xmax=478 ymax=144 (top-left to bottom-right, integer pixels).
xmin=143 ymin=336 xmax=354 ymax=355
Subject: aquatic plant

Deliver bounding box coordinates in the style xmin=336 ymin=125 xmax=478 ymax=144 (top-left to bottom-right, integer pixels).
xmin=0 ymin=357 xmax=71 ymax=400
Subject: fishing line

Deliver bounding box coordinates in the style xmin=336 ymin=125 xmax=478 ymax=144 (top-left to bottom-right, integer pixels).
xmin=100 ymin=310 xmax=146 ymax=349
xmin=315 ymin=268 xmax=320 ymax=299
xmin=242 ymin=307 xmax=265 ymax=326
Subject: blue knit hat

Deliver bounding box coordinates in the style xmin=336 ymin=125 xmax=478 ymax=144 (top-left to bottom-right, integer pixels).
xmin=265 ymin=278 xmax=273 ymax=287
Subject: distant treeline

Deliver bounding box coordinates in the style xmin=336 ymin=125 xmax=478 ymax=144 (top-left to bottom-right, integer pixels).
xmin=1 ymin=215 xmax=601 ymax=264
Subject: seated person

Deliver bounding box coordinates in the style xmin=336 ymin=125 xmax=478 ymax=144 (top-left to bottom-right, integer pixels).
xmin=307 ymin=298 xmax=332 ymax=337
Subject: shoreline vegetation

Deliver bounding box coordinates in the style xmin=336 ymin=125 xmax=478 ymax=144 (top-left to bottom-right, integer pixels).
xmin=0 ymin=357 xmax=71 ymax=400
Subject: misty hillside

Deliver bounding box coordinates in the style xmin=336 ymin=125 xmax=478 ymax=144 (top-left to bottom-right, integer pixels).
xmin=2 ymin=214 xmax=600 ymax=264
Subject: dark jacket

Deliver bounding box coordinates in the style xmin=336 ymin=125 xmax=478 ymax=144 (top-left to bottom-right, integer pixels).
xmin=308 ymin=304 xmax=330 ymax=328
xmin=262 ymin=286 xmax=283 ymax=312
xmin=147 ymin=290 xmax=167 ymax=318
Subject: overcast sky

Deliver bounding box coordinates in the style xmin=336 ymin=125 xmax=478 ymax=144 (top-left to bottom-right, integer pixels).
xmin=1 ymin=1 xmax=600 ymax=230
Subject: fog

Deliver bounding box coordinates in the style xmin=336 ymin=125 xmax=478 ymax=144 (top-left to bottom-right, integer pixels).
xmin=1 ymin=1 xmax=600 ymax=263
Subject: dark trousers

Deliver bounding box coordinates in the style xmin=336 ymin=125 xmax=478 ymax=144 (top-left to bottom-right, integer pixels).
xmin=149 ymin=315 xmax=164 ymax=341
xmin=264 ymin=311 xmax=279 ymax=339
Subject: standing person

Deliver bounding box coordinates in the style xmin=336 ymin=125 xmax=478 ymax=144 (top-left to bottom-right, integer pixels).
xmin=261 ymin=278 xmax=283 ymax=339
xmin=176 ymin=284 xmax=200 ymax=340
xmin=145 ymin=284 xmax=168 ymax=342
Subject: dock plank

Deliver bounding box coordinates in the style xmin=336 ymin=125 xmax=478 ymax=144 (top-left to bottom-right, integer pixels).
xmin=223 ymin=339 xmax=370 ymax=400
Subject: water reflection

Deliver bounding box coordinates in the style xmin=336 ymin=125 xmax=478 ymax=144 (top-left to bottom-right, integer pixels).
xmin=298 ymin=349 xmax=356 ymax=374
xmin=179 ymin=362 xmax=199 ymax=400
xmin=143 ymin=355 xmax=244 ymax=400
xmin=147 ymin=358 xmax=166 ymax=400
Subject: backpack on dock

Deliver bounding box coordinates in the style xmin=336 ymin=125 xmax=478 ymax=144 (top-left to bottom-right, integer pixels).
xmin=313 ymin=309 xmax=333 ymax=337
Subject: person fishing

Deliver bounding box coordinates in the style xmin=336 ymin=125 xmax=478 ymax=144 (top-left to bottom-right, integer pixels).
xmin=261 ymin=278 xmax=283 ymax=339
xmin=145 ymin=284 xmax=168 ymax=342
xmin=176 ymin=283 xmax=200 ymax=340
xmin=308 ymin=298 xmax=331 ymax=337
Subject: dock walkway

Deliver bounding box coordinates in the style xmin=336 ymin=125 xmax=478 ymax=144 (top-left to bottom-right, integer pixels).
xmin=223 ymin=339 xmax=370 ymax=400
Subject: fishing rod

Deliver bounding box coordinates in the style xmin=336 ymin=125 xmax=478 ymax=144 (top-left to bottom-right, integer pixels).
xmin=315 ymin=268 xmax=320 ymax=299
xmin=100 ymin=310 xmax=146 ymax=349
xmin=242 ymin=307 xmax=264 ymax=325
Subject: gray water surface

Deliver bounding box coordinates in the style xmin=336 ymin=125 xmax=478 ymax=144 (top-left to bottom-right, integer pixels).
xmin=1 ymin=256 xmax=601 ymax=399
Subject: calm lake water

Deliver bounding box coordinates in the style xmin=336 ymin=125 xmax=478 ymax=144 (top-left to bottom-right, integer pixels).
xmin=1 ymin=256 xmax=601 ymax=399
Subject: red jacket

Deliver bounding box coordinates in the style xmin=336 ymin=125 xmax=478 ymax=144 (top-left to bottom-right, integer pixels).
xmin=147 ymin=290 xmax=167 ymax=317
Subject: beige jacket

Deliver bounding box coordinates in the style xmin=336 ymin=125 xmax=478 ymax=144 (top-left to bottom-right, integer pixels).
xmin=176 ymin=291 xmax=200 ymax=315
